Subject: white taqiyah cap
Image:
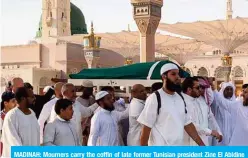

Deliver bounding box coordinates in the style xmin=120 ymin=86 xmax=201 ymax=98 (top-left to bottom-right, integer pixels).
xmin=82 ymin=80 xmax=93 ymax=88
xmin=95 ymin=91 xmax=109 ymax=101
xmin=160 ymin=63 xmax=179 ymax=75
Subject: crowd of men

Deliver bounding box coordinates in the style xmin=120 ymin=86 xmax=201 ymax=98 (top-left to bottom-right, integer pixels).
xmin=0 ymin=63 xmax=248 ymax=157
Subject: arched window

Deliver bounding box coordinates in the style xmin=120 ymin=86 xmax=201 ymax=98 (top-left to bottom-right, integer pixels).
xmin=197 ymin=67 xmax=208 ymax=77
xmin=232 ymin=66 xmax=244 ymax=78
xmin=214 ymin=66 xmax=225 ymax=79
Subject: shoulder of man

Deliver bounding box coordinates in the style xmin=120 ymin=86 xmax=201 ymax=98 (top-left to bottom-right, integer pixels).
xmin=4 ymin=107 xmax=18 ymax=119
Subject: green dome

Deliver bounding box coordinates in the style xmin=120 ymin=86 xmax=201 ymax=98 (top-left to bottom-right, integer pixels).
xmin=36 ymin=2 xmax=88 ymax=38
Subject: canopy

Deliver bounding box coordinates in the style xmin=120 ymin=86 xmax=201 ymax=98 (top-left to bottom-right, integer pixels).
xmin=159 ymin=17 xmax=248 ymax=54
xmin=69 ymin=61 xmax=190 ymax=79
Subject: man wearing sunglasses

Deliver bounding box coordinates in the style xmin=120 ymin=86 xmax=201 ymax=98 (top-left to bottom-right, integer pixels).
xmin=182 ymin=77 xmax=222 ymax=146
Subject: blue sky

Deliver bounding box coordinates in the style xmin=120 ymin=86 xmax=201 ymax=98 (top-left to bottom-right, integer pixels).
xmin=1 ymin=0 xmax=248 ymax=46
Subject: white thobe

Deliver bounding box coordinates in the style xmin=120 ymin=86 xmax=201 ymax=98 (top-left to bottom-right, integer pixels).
xmin=94 ymin=102 xmax=127 ymax=146
xmin=1 ymin=107 xmax=39 ymax=158
xmin=88 ymin=107 xmax=129 ymax=146
xmin=229 ymin=104 xmax=248 ymax=146
xmin=38 ymin=97 xmax=59 ymax=144
xmin=127 ymin=98 xmax=145 ymax=146
xmin=43 ymin=116 xmax=80 ymax=146
xmin=183 ymin=94 xmax=222 ymax=146
xmin=212 ymin=90 xmax=238 ymax=145
xmin=137 ymin=89 xmax=191 ymax=146
xmin=49 ymin=101 xmax=98 ymax=145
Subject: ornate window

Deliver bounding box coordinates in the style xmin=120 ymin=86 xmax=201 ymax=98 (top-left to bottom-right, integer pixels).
xmin=215 ymin=66 xmax=225 ymax=79
xmin=232 ymin=66 xmax=243 ymax=78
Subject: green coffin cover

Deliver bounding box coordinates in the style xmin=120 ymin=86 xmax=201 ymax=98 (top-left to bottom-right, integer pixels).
xmin=69 ymin=61 xmax=190 ymax=79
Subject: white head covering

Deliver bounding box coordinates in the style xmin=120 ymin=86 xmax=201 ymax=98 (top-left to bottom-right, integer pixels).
xmin=95 ymin=91 xmax=109 ymax=101
xmin=219 ymin=81 xmax=236 ymax=101
xmin=82 ymin=80 xmax=93 ymax=88
xmin=160 ymin=63 xmax=178 ymax=75
xmin=43 ymin=86 xmax=51 ymax=94
xmin=117 ymin=98 xmax=125 ymax=107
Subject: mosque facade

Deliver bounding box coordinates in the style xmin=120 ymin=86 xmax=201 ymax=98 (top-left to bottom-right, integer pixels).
xmin=1 ymin=0 xmax=126 ymax=93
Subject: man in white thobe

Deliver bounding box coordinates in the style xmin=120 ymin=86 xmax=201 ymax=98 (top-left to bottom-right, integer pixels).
xmin=127 ymin=84 xmax=147 ymax=146
xmin=38 ymin=82 xmax=64 ymax=144
xmin=88 ymin=91 xmax=129 ymax=146
xmin=211 ymin=82 xmax=238 ymax=145
xmin=1 ymin=87 xmax=39 ymax=158
xmin=229 ymin=87 xmax=248 ymax=146
xmin=43 ymin=99 xmax=80 ymax=146
xmin=182 ymin=77 xmax=222 ymax=146
xmin=48 ymin=83 xmax=98 ymax=145
xmin=138 ymin=63 xmax=205 ymax=146
xmin=94 ymin=86 xmax=128 ymax=145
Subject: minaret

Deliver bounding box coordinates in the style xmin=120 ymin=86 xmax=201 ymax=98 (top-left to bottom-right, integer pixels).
xmin=226 ymin=0 xmax=233 ymax=19
xmin=42 ymin=0 xmax=71 ymax=37
xmin=131 ymin=0 xmax=163 ymax=62
xmin=83 ymin=22 xmax=102 ymax=69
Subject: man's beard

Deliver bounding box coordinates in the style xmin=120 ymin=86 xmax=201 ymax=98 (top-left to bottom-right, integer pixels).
xmin=103 ymin=105 xmax=114 ymax=112
xmin=166 ymin=78 xmax=182 ymax=92
xmin=27 ymin=103 xmax=33 ymax=108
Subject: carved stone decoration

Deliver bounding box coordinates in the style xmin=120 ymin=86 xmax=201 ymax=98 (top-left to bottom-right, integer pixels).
xmin=135 ymin=18 xmax=160 ymax=36
xmin=151 ymin=19 xmax=160 ymax=34
xmin=136 ymin=19 xmax=149 ymax=35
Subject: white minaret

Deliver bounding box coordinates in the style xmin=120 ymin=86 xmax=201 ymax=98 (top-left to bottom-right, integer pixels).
xmin=42 ymin=0 xmax=71 ymax=37
xmin=226 ymin=0 xmax=233 ymax=19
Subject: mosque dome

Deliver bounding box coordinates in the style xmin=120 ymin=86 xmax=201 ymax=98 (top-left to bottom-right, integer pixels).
xmin=36 ymin=2 xmax=88 ymax=37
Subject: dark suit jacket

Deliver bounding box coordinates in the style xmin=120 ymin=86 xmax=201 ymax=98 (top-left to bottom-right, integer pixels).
xmin=31 ymin=88 xmax=54 ymax=119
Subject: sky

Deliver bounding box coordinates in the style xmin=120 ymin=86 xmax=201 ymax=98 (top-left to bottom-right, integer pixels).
xmin=1 ymin=0 xmax=248 ymax=46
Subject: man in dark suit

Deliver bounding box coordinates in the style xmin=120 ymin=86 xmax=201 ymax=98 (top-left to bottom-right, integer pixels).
xmin=24 ymin=82 xmax=54 ymax=118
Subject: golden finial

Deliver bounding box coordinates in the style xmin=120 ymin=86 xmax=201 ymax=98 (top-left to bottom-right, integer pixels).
xmin=91 ymin=21 xmax=94 ymax=35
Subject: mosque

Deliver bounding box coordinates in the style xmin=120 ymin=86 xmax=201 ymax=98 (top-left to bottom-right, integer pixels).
xmin=1 ymin=0 xmax=248 ymax=94
xmin=1 ymin=1 xmax=127 ymax=93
